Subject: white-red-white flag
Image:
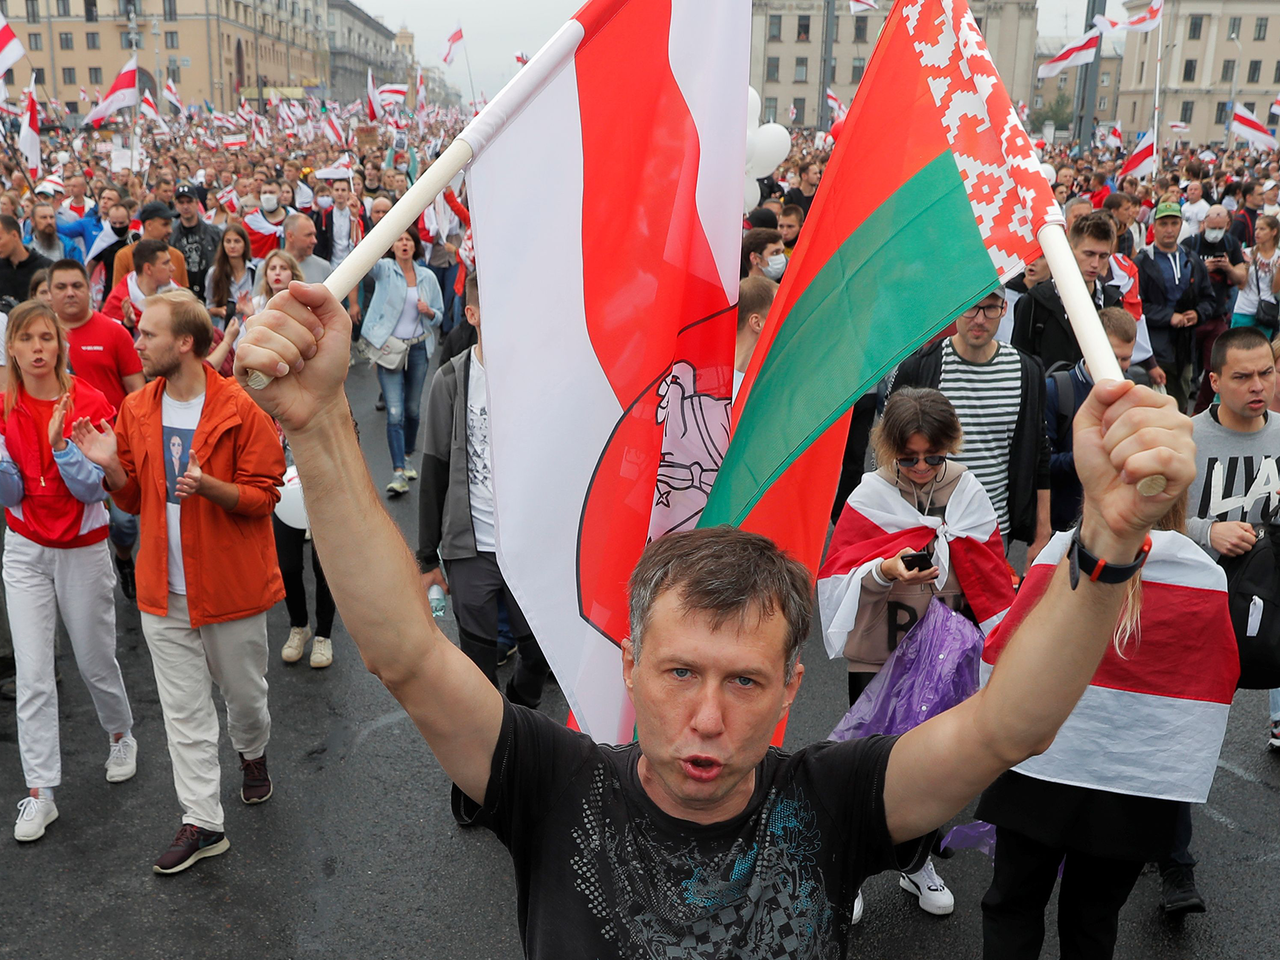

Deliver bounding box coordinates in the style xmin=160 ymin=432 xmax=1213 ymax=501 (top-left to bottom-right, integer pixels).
xmin=365 ymin=67 xmax=383 ymax=121
xmin=78 ymin=85 xmax=88 ymax=103
xmin=211 ymin=110 xmax=237 ymax=130
xmin=825 ymin=87 xmax=846 ymax=120
xmin=1232 ymin=103 xmax=1278 ymax=151
xmin=378 ymin=83 xmax=407 ymax=106
xmin=441 ymin=22 xmax=463 ymax=65
xmin=788 ymin=102 xmax=797 ymax=121
xmin=1118 ymin=129 xmax=1155 ymax=180
xmin=849 ymin=0 xmax=877 ymax=11
xmin=1101 ymin=121 xmax=1122 ymax=148
xmin=236 ymin=97 xmax=255 ymax=124
xmin=322 ymin=110 xmax=343 ymax=144
xmin=83 ymin=57 xmax=138 ymax=128
xmin=1038 ymin=30 xmax=1100 ymax=80
xmin=415 ymin=67 xmax=429 ymax=131
xmin=163 ymin=77 xmax=183 ymax=112
xmin=222 ymin=132 xmax=247 ymax=150
xmin=1168 ymin=120 xmax=1189 ymax=133
xmin=515 ymin=50 xmax=529 ymax=66
xmin=0 ymin=13 xmax=24 ymax=78
xmin=468 ymin=0 xmax=748 ymax=742
xmin=1271 ymin=92 xmax=1280 ymax=117
xmin=1094 ymin=0 xmax=1163 ymax=35
xmin=139 ymin=89 xmax=169 ymax=132
xmin=18 ymin=78 xmax=39 ymax=180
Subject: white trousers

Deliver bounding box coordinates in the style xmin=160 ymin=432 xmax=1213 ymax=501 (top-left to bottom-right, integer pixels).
xmin=140 ymin=593 xmax=270 ymax=832
xmin=3 ymin=529 xmax=133 ymax=789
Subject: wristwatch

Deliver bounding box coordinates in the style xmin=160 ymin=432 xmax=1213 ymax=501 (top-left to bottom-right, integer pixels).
xmin=1068 ymin=527 xmax=1152 ymax=589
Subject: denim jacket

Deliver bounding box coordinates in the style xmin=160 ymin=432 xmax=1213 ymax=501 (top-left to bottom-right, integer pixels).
xmin=360 ymin=258 xmax=444 ymax=351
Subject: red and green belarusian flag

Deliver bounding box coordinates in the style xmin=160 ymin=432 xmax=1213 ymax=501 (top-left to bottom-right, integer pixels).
xmin=700 ymin=0 xmax=1062 ymax=573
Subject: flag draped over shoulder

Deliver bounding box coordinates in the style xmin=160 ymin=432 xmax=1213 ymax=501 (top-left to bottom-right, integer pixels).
xmin=468 ymin=0 xmax=747 ymax=743
xmin=983 ymin=531 xmax=1239 ymax=802
xmin=818 ymin=471 xmax=1013 ymax=658
xmin=699 ymin=0 xmax=1060 ymax=580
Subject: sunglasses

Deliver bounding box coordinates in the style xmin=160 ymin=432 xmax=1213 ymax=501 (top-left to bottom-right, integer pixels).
xmin=896 ymin=455 xmax=947 ymax=469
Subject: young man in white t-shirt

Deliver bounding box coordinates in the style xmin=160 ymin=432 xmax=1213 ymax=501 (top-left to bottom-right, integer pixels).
xmin=416 ymin=274 xmax=551 ymax=713
xmin=72 ymin=290 xmax=285 ymax=875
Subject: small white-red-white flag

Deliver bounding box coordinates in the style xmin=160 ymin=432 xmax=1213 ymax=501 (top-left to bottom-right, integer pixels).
xmin=222 ymin=132 xmax=247 ymax=150
xmin=140 ymin=89 xmax=169 ymax=132
xmin=825 ymin=87 xmax=846 ymax=120
xmin=1168 ymin=120 xmax=1189 ymax=133
xmin=1102 ymin=121 xmax=1122 ymax=148
xmin=78 ymin=85 xmax=88 ymax=102
xmin=1271 ymin=92 xmax=1280 ymax=117
xmin=1094 ymin=0 xmax=1163 ymax=35
xmin=441 ymin=22 xmax=463 ymax=65
xmin=365 ymin=67 xmax=383 ymax=121
xmin=515 ymin=50 xmax=529 ymax=66
xmin=237 ymin=97 xmax=255 ymax=124
xmin=18 ymin=78 xmax=39 ymax=180
xmin=415 ymin=67 xmax=429 ymax=130
xmin=1038 ymin=30 xmax=1100 ymax=80
xmin=0 ymin=13 xmax=24 ymax=79
xmin=849 ymin=0 xmax=877 ymax=11
xmin=323 ymin=110 xmax=343 ymax=144
xmin=1118 ymin=130 xmax=1155 ymax=180
xmin=163 ymin=77 xmax=183 ymax=112
xmin=84 ymin=57 xmax=138 ymax=128
xmin=788 ymin=102 xmax=797 ymax=121
xmin=1232 ymin=103 xmax=1278 ymax=151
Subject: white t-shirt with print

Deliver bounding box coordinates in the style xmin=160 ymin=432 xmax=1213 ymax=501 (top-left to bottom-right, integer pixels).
xmin=466 ymin=348 xmax=497 ymax=552
xmin=162 ymin=391 xmax=205 ymax=595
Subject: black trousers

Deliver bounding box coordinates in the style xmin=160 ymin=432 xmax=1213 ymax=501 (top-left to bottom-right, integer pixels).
xmin=273 ymin=516 xmax=336 ymax=638
xmin=444 ymin=552 xmax=550 ymax=708
xmin=1157 ymin=802 xmax=1196 ymax=871
xmin=981 ymin=826 xmax=1143 ymax=960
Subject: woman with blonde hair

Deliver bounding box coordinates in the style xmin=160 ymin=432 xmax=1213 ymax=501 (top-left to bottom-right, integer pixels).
xmin=250 ymin=248 xmax=304 ymax=315
xmin=0 ymin=301 xmax=136 ymax=842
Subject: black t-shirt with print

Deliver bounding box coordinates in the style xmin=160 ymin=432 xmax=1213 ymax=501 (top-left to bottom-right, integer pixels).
xmin=456 ymin=701 xmax=923 ymax=960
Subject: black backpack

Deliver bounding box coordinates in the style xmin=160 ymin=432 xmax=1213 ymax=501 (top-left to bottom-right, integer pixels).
xmin=1219 ymin=520 xmax=1280 ymax=689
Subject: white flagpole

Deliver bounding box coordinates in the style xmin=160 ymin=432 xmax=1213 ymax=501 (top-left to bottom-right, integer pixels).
xmin=1152 ymin=8 xmax=1163 ymax=176
xmin=244 ymin=20 xmax=584 ymax=389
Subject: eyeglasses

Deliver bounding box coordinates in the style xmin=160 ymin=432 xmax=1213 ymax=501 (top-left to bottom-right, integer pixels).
xmin=961 ymin=304 xmax=1004 ymax=320
xmin=896 ymin=455 xmax=947 ymax=469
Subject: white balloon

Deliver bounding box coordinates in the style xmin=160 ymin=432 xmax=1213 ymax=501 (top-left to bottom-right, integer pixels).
xmin=750 ymin=123 xmax=792 ymax=178
xmin=745 ymin=127 xmax=758 ymax=173
xmin=744 ymin=173 xmax=760 ymax=214
xmin=747 ymin=86 xmax=762 ymax=131
xmin=1039 ymin=162 xmax=1057 ymax=187
xmin=273 ymin=466 xmax=309 ymax=530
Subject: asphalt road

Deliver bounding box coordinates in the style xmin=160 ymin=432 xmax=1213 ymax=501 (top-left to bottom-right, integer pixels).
xmin=1 ymin=359 xmax=1276 ymax=960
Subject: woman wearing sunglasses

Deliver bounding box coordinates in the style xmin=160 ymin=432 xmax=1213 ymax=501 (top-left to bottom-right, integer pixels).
xmin=819 ymin=387 xmax=1015 ymax=921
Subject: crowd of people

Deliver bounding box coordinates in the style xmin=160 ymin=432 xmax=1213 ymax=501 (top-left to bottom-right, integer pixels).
xmin=0 ymin=113 xmax=1270 ymax=959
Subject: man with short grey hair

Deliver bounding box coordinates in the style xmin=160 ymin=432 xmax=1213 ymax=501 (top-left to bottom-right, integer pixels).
xmin=283 ymin=213 xmax=331 ymax=284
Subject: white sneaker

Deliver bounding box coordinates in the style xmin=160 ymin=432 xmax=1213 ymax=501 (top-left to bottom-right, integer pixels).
xmin=309 ymin=637 xmax=333 ymax=669
xmin=386 ymin=473 xmax=410 ymax=495
xmin=105 ymin=735 xmax=138 ymax=783
xmin=851 ymin=889 xmax=864 ymax=925
xmin=281 ymin=626 xmax=310 ymax=663
xmin=900 ymin=858 xmax=954 ymax=915
xmin=14 ymin=796 xmax=57 ymax=842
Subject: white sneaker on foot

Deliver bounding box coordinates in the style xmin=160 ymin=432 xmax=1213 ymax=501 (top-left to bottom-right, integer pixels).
xmin=14 ymin=796 xmax=57 ymax=841
xmin=105 ymin=735 xmax=138 ymax=783
xmin=281 ymin=626 xmax=310 ymax=663
xmin=386 ymin=473 xmax=410 ymax=495
xmin=900 ymin=858 xmax=954 ymax=915
xmin=851 ymin=889 xmax=864 ymax=925
xmin=310 ymin=637 xmax=333 ymax=668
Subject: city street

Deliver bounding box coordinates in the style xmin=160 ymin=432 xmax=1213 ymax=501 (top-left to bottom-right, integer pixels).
xmin=0 ymin=360 xmax=1275 ymax=960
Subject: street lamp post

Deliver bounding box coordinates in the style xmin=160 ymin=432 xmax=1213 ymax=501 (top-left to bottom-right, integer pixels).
xmin=1226 ymin=31 xmax=1243 ymax=148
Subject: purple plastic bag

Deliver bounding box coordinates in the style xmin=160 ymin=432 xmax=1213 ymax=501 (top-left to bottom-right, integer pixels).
xmin=829 ymin=597 xmax=984 ymax=742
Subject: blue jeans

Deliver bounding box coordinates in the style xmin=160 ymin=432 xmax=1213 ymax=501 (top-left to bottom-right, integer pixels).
xmin=375 ymin=341 xmax=429 ymax=472
xmin=107 ymin=499 xmax=137 ymax=550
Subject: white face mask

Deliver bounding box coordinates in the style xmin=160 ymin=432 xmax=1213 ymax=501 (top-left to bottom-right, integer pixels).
xmin=762 ymin=253 xmax=787 ymax=280
xmin=260 ymin=194 xmax=280 ymax=213
xmin=316 ymin=196 xmax=334 ymax=210
xmin=1204 ymin=227 xmax=1227 ymax=243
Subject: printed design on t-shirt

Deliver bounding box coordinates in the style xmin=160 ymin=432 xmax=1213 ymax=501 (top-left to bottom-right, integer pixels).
xmin=1198 ymin=455 xmax=1280 ymax=522
xmin=570 ymin=766 xmax=837 ymax=958
xmin=164 ymin=426 xmax=195 ymax=504
xmin=466 ymin=389 xmax=491 ymax=494
xmin=648 ymin=360 xmax=732 ymax=541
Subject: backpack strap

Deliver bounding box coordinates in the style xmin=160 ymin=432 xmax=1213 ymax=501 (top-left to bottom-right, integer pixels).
xmin=1051 ymin=369 xmax=1076 ymax=443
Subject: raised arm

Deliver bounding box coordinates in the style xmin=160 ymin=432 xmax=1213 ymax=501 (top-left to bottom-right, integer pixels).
xmin=882 ymin=379 xmax=1195 ymax=844
xmin=233 ymin=282 xmax=503 ymax=805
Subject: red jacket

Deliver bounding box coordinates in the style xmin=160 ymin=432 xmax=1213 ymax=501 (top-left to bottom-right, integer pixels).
xmin=0 ymin=377 xmax=115 ymax=548
xmin=112 ymin=364 xmax=286 ymax=625
xmin=102 ymin=273 xmax=134 ymax=324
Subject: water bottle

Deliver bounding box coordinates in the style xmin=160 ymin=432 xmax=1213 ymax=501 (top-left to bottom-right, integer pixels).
xmin=428 ymin=584 xmax=447 ymax=618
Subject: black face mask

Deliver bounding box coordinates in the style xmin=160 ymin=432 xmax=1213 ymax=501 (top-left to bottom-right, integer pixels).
xmin=109 ymin=224 xmax=128 ymax=234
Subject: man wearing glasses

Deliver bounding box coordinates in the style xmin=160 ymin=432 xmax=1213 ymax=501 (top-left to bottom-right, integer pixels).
xmin=889 ymin=289 xmax=1052 ymax=560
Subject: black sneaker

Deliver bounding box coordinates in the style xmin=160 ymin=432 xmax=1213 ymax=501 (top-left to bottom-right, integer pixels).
xmin=153 ymin=824 xmax=229 ymax=874
xmin=496 ymin=644 xmax=516 ymax=668
xmin=375 ymin=393 xmax=386 ymax=411
xmin=114 ymin=554 xmax=136 ymax=600
xmin=1160 ymin=864 xmax=1206 ymax=914
xmin=239 ymin=752 xmax=273 ymax=804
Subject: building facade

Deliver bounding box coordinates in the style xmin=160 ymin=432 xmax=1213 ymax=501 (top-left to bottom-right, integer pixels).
xmin=325 ymin=0 xmax=407 ymax=105
xmin=1117 ymin=0 xmax=1280 ymax=146
xmin=1032 ymin=34 xmax=1124 ymax=135
xmin=4 ymin=0 xmax=329 ymax=115
xmin=748 ymin=0 xmax=1037 ymax=129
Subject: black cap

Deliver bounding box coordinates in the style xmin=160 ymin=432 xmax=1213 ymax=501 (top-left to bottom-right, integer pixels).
xmin=139 ymin=201 xmax=176 ymax=222
xmin=174 ymin=184 xmax=198 ymax=201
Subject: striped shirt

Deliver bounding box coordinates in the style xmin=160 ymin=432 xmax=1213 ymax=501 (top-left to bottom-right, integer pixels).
xmin=938 ymin=338 xmax=1023 ymax=532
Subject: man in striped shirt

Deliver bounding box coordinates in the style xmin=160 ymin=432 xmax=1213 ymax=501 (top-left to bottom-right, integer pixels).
xmin=890 ymin=289 xmax=1052 ymax=559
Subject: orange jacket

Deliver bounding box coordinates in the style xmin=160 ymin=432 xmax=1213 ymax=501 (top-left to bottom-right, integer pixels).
xmin=112 ymin=364 xmax=285 ymax=625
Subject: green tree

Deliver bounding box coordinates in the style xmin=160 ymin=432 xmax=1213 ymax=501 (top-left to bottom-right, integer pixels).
xmin=1029 ymin=92 xmax=1073 ymax=133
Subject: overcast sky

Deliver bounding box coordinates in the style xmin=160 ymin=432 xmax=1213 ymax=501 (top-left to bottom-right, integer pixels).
xmin=357 ymin=0 xmax=1133 ymax=104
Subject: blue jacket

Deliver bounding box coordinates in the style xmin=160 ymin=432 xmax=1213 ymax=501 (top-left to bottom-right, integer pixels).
xmin=360 ymin=258 xmax=443 ymax=351
xmin=55 ymin=211 xmax=106 ymax=261
xmin=25 ymin=221 xmax=83 ymax=264
xmin=1044 ymin=360 xmax=1091 ymax=532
